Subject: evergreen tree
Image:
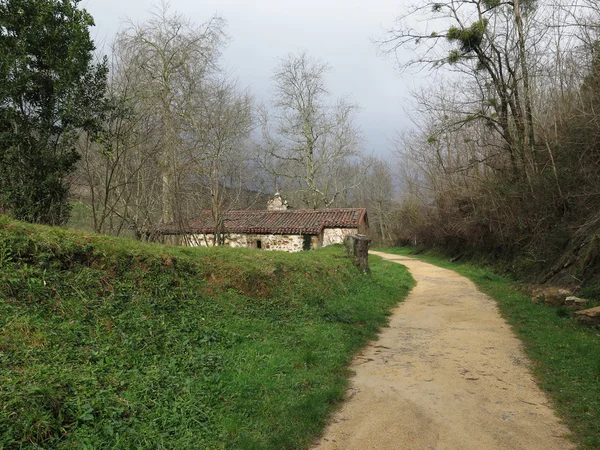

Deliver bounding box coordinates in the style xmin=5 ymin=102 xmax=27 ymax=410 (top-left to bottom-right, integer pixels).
xmin=0 ymin=0 xmax=107 ymax=225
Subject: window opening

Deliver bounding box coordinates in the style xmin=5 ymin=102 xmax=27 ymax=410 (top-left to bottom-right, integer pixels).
xmin=302 ymin=234 xmax=312 ymax=251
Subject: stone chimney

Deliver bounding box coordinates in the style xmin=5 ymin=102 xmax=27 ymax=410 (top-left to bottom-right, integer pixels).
xmin=267 ymin=192 xmax=288 ymax=211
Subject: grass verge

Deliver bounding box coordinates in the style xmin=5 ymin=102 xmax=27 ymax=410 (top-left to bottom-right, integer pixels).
xmin=0 ymin=217 xmax=414 ymax=449
xmin=376 ymin=247 xmax=600 ymax=450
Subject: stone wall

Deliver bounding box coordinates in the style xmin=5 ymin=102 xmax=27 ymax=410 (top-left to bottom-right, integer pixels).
xmin=165 ymin=229 xmax=356 ymax=252
xmin=322 ymin=228 xmax=359 ymax=246
xmin=248 ymin=234 xmax=306 ymax=252
xmin=169 ymin=233 xmax=309 ymax=252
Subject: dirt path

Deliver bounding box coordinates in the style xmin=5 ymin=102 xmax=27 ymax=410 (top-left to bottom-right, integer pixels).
xmin=313 ymin=252 xmax=574 ymax=450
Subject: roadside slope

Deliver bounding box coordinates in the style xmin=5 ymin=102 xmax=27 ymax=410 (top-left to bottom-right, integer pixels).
xmin=314 ymin=252 xmax=573 ymax=450
xmin=0 ymin=217 xmax=414 ymax=449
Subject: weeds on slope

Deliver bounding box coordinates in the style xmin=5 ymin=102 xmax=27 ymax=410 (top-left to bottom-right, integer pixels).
xmin=0 ymin=217 xmax=414 ymax=449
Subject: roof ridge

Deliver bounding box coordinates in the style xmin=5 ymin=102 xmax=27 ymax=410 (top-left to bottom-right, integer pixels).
xmin=224 ymin=207 xmax=366 ymax=214
xmin=155 ymin=207 xmax=367 ymax=235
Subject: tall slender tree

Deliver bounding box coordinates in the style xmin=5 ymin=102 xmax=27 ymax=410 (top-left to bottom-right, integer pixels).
xmin=114 ymin=3 xmax=226 ymax=225
xmin=259 ymin=52 xmax=364 ymax=209
xmin=380 ymin=0 xmax=539 ymax=183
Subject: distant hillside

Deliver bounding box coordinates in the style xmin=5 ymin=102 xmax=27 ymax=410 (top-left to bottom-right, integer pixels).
xmin=0 ymin=216 xmax=413 ymax=449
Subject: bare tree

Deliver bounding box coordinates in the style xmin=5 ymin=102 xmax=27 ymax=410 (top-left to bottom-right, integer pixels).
xmin=78 ymin=43 xmax=164 ymax=236
xmin=384 ymin=0 xmax=600 ymax=274
xmin=77 ymin=3 xmax=258 ymax=242
xmin=115 ymin=2 xmax=226 ymax=225
xmin=186 ymin=76 xmax=255 ymax=245
xmin=259 ymin=52 xmax=365 ymax=209
xmin=380 ymin=0 xmax=543 ymax=185
xmin=355 ymin=158 xmax=396 ymax=244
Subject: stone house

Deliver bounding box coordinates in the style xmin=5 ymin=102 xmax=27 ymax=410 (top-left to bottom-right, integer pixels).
xmin=155 ymin=195 xmax=369 ymax=252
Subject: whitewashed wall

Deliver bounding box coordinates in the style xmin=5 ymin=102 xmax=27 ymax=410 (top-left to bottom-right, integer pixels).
xmin=322 ymin=228 xmax=359 ymax=246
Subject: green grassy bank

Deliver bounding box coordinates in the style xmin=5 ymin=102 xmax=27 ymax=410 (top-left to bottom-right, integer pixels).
xmin=0 ymin=217 xmax=413 ymax=449
xmin=377 ymin=247 xmax=600 ymax=450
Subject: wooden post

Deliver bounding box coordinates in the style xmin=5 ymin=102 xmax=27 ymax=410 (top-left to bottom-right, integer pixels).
xmin=344 ymin=234 xmax=371 ymax=274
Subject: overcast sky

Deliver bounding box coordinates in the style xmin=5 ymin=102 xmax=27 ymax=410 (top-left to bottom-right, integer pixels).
xmin=83 ymin=0 xmax=418 ymax=158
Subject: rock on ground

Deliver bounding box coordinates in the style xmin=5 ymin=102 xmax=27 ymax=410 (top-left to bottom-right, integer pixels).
xmin=575 ymin=306 xmax=600 ymax=327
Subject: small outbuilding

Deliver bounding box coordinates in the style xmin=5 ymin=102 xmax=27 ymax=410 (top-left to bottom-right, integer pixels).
xmin=154 ymin=195 xmax=369 ymax=252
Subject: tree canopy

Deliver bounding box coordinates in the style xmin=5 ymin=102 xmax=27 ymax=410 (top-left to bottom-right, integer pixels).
xmin=0 ymin=0 xmax=107 ymax=225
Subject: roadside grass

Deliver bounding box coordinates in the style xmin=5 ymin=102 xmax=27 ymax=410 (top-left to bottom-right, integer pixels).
xmin=375 ymin=247 xmax=600 ymax=450
xmin=67 ymin=202 xmax=136 ymax=239
xmin=67 ymin=201 xmax=95 ymax=232
xmin=0 ymin=216 xmax=414 ymax=449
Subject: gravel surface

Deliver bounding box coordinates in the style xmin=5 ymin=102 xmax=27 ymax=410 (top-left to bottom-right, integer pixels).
xmin=313 ymin=251 xmax=574 ymax=450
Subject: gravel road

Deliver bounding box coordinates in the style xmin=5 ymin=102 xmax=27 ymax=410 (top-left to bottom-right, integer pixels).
xmin=313 ymin=251 xmax=574 ymax=450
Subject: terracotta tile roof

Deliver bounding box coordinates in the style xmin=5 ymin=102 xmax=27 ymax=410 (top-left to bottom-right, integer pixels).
xmin=157 ymin=208 xmax=367 ymax=235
